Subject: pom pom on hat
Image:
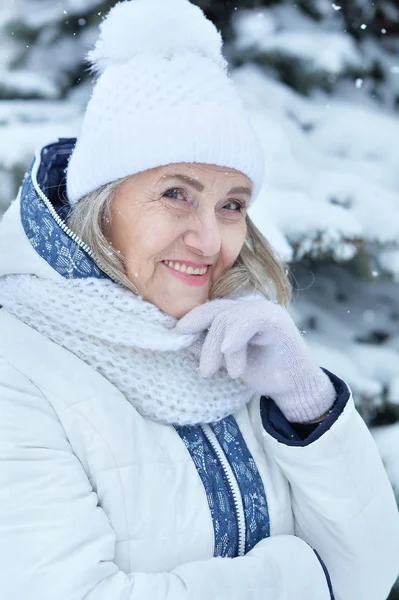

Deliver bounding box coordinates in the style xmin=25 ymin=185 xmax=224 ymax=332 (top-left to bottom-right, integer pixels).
xmin=88 ymin=0 xmax=227 ymax=75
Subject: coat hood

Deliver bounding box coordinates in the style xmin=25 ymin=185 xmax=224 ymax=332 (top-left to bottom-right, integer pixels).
xmin=0 ymin=138 xmax=108 ymax=282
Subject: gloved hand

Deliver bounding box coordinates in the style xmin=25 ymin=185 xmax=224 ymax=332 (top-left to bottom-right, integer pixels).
xmin=176 ymin=296 xmax=336 ymax=423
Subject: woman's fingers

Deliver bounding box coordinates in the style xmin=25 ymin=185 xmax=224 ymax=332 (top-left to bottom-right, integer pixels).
xmin=199 ymin=312 xmax=228 ymax=377
xmin=176 ymin=299 xmax=236 ymax=334
xmin=221 ymin=301 xmax=286 ymax=352
xmin=221 ymin=313 xmax=265 ymax=353
xmin=224 ymin=347 xmax=247 ymax=379
xmin=199 ymin=314 xmax=249 ymax=379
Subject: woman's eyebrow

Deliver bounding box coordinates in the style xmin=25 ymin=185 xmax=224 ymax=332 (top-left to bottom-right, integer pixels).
xmin=227 ymin=186 xmax=252 ymax=196
xmin=161 ymin=174 xmax=204 ymax=192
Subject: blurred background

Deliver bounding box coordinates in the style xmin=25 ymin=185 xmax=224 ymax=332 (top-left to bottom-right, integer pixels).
xmin=0 ymin=0 xmax=398 ymax=594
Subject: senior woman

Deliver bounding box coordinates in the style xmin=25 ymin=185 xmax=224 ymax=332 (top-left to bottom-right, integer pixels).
xmin=0 ymin=1 xmax=398 ymax=599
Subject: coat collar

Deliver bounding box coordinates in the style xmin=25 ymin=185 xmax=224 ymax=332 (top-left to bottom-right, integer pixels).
xmin=19 ymin=138 xmax=108 ymax=280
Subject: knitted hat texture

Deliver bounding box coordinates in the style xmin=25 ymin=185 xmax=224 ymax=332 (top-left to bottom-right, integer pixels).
xmin=66 ymin=0 xmax=265 ymax=205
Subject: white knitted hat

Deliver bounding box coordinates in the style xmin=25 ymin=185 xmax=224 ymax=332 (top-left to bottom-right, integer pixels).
xmin=66 ymin=0 xmax=265 ymax=206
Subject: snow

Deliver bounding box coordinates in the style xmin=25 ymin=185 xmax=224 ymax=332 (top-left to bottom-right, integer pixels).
xmin=0 ymin=100 xmax=81 ymax=212
xmin=237 ymin=66 xmax=399 ymax=276
xmin=0 ymin=0 xmax=100 ymax=100
xmin=233 ymin=6 xmax=364 ymax=74
xmin=379 ymin=251 xmax=399 ymax=282
xmin=289 ymin=264 xmax=399 ymax=420
xmin=0 ymin=69 xmax=59 ymax=99
xmin=0 ymin=0 xmax=104 ymax=29
xmin=0 ymin=118 xmax=79 ymax=170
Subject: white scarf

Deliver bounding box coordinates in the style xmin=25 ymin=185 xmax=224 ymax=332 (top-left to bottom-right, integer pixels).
xmin=0 ymin=274 xmax=254 ymax=425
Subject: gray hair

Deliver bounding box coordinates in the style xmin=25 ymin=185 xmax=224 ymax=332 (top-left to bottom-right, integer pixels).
xmin=66 ymin=177 xmax=292 ymax=306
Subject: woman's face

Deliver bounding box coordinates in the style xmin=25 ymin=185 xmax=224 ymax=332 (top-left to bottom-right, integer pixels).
xmin=106 ymin=163 xmax=251 ymax=318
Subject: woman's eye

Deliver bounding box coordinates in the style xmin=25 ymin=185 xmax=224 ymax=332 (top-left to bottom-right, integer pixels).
xmin=163 ymin=188 xmax=186 ymax=201
xmin=223 ymin=200 xmax=245 ymax=212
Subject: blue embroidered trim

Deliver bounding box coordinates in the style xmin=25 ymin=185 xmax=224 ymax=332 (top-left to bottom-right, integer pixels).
xmin=210 ymin=417 xmax=270 ymax=553
xmin=20 ymin=139 xmax=107 ymax=280
xmin=175 ymin=417 xmax=270 ymax=557
xmin=175 ymin=424 xmax=239 ymax=558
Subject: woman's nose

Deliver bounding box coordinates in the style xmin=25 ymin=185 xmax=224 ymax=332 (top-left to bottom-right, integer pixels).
xmin=183 ymin=212 xmax=222 ymax=258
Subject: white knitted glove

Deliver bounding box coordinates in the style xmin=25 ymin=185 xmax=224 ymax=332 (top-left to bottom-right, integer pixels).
xmin=177 ymin=297 xmax=336 ymax=423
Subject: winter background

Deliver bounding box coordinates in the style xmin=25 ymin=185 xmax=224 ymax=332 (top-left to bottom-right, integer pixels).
xmin=0 ymin=0 xmax=398 ymax=594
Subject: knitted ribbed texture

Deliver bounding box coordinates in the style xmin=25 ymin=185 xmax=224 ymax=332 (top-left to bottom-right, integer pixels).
xmin=0 ymin=274 xmax=254 ymax=425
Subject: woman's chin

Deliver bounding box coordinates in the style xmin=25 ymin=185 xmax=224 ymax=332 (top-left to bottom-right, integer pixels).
xmin=162 ymin=297 xmax=208 ymax=319
xmin=135 ymin=272 xmax=212 ymax=317
xmin=155 ymin=290 xmax=209 ymax=318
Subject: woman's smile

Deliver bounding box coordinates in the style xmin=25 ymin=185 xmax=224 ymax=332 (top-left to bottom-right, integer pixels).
xmin=162 ymin=260 xmax=210 ymax=286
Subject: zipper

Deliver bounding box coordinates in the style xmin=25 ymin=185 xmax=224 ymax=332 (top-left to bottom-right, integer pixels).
xmin=201 ymin=424 xmax=246 ymax=557
xmin=31 ymin=147 xmax=119 ymax=284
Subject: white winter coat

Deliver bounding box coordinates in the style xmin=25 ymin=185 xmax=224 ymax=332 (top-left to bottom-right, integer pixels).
xmin=0 ymin=140 xmax=398 ymax=600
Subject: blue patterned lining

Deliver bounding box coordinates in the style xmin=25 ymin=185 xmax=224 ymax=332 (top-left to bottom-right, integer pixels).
xmin=20 ymin=139 xmax=107 ymax=280
xmin=175 ymin=424 xmax=239 ymax=558
xmin=211 ymin=417 xmax=270 ymax=553
xmin=175 ymin=417 xmax=270 ymax=557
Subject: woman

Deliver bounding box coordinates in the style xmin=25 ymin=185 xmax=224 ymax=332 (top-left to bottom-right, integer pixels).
xmin=0 ymin=1 xmax=398 ymax=599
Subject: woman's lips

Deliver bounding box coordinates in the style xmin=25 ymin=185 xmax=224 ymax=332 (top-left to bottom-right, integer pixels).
xmin=162 ymin=261 xmax=210 ymax=287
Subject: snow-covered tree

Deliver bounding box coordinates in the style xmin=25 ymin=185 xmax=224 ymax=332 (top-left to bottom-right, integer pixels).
xmin=0 ymin=0 xmax=111 ymax=211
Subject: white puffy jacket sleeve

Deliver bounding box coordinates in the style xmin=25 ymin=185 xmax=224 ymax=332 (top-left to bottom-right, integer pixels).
xmin=257 ymin=370 xmax=399 ymax=600
xmin=0 ymin=357 xmax=331 ymax=600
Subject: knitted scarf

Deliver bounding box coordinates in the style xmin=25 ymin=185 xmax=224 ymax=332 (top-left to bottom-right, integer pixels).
xmin=0 ymin=274 xmax=254 ymax=425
